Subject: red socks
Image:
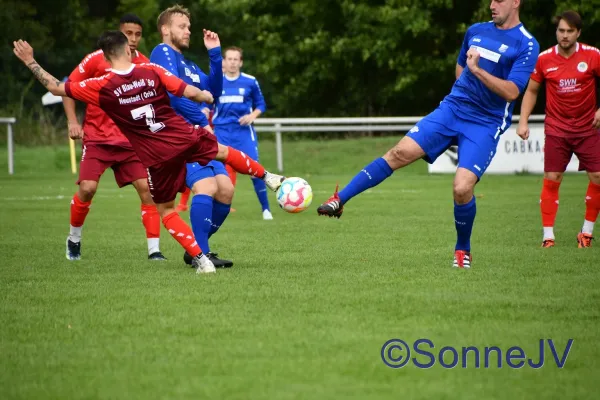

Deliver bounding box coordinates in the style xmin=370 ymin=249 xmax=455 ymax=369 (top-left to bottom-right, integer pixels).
xmin=141 ymin=204 xmax=160 ymax=239
xmin=225 ymin=164 xmax=238 ymax=186
xmin=225 ymin=147 xmax=265 ymax=178
xmin=70 ymin=194 xmax=91 ymax=227
xmin=178 ymin=188 xmax=191 ymax=209
xmin=162 ymin=212 xmax=201 ymax=257
xmin=585 ymin=181 xmax=600 ymax=223
xmin=540 ymin=178 xmax=560 ymax=228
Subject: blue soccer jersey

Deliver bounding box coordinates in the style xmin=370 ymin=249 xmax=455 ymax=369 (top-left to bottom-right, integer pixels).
xmin=212 ymin=73 xmax=266 ymax=127
xmin=149 ymin=43 xmax=223 ymax=127
xmin=445 ymin=22 xmax=540 ymax=131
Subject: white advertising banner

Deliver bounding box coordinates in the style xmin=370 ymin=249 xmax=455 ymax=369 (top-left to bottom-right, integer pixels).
xmin=427 ymin=125 xmax=581 ymax=174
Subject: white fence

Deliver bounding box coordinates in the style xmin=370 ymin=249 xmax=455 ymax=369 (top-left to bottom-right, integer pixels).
xmin=1 ymin=117 xmax=17 ymax=175
xmin=254 ymin=115 xmax=547 ymax=173
xmin=2 ymin=115 xmax=553 ymax=175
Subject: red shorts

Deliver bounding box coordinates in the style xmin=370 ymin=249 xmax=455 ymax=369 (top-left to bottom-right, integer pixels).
xmin=544 ymin=133 xmax=600 ymax=172
xmin=78 ymin=143 xmax=147 ymax=187
xmin=146 ymin=127 xmax=219 ymax=204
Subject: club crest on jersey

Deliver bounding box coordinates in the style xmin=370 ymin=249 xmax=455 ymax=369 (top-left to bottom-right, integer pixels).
xmin=498 ymin=44 xmax=509 ymax=53
xmin=239 ymin=88 xmax=245 ymax=95
xmin=577 ymin=62 xmax=588 ymax=72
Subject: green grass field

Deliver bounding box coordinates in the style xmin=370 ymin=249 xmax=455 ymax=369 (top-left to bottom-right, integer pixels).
xmin=1 ymin=137 xmax=599 ymax=399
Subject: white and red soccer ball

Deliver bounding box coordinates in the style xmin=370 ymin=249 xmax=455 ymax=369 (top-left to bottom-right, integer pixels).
xmin=276 ymin=177 xmax=313 ymax=213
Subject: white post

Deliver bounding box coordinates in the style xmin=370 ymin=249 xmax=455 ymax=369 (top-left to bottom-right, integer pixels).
xmin=275 ymin=123 xmax=283 ymax=172
xmin=7 ymin=123 xmax=14 ymax=175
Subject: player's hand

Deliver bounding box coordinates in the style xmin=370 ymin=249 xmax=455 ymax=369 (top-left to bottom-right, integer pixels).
xmin=199 ymin=90 xmax=214 ymax=104
xmin=13 ymin=39 xmax=35 ymax=65
xmin=516 ymin=122 xmax=529 ymax=140
xmin=68 ymin=122 xmax=84 ymax=140
xmin=201 ymin=107 xmax=210 ymax=119
xmin=203 ymin=29 xmax=220 ymax=50
xmin=466 ymin=47 xmax=481 ymax=73
xmin=593 ymin=108 xmax=600 ymax=129
xmin=239 ymin=114 xmax=256 ymax=126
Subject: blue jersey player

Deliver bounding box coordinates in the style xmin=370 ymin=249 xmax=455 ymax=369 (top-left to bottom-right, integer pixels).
xmin=317 ymin=0 xmax=539 ymax=268
xmin=213 ymin=47 xmax=272 ymax=220
xmin=150 ymin=5 xmax=234 ymax=268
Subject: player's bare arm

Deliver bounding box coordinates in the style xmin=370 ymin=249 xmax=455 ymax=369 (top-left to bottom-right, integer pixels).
xmin=455 ymin=64 xmax=464 ymax=80
xmin=239 ymin=109 xmax=262 ymax=126
xmin=203 ymin=29 xmax=220 ymax=50
xmin=466 ymin=47 xmax=520 ymax=102
xmin=13 ymin=40 xmax=66 ymax=97
xmin=517 ymin=79 xmax=541 ymax=140
xmin=62 ymin=97 xmax=84 ymax=139
xmin=593 ymin=108 xmax=600 ymax=129
xmin=183 ymin=85 xmax=214 ymax=104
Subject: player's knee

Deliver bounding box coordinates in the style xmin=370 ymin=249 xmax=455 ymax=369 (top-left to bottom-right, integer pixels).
xmin=191 ymin=178 xmax=217 ymax=197
xmin=544 ymin=172 xmax=563 ymax=182
xmin=384 ymin=140 xmax=421 ymax=169
xmin=588 ymin=171 xmax=600 ymax=185
xmin=215 ymin=180 xmax=234 ymax=204
xmin=78 ymin=181 xmax=98 ymax=200
xmin=453 ymin=180 xmax=474 ymax=203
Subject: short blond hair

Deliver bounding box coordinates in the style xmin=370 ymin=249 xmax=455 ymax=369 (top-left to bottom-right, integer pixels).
xmin=156 ymin=4 xmax=191 ymax=34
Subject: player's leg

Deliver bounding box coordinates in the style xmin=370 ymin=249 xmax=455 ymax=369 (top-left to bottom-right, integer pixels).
xmin=66 ymin=144 xmax=108 ymax=260
xmin=185 ymin=163 xmax=217 ymax=265
xmin=316 ymin=105 xmax=456 ymax=218
xmin=573 ymin=133 xmax=600 ymax=247
xmin=214 ymin=144 xmax=285 ymax=191
xmin=176 ymin=187 xmax=191 ymax=212
xmin=113 ymin=153 xmax=166 ymax=261
xmin=240 ymin=134 xmax=272 ymax=219
xmin=451 ymin=128 xmax=502 ymax=268
xmin=540 ymin=135 xmax=572 ymax=247
xmin=147 ymin=161 xmax=216 ymax=274
xmin=209 ymin=162 xmax=235 ymax=267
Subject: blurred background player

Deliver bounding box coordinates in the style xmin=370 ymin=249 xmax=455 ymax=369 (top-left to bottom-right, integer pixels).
xmin=518 ymin=10 xmax=600 ymax=248
xmin=317 ymin=0 xmax=539 ymax=268
xmin=13 ymin=31 xmax=286 ymax=273
xmin=213 ymin=46 xmax=272 ymax=220
xmin=150 ymin=5 xmax=234 ymax=268
xmin=62 ymin=13 xmax=165 ymax=261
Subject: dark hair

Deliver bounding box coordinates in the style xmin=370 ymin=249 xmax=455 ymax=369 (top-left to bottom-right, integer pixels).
xmin=97 ymin=31 xmax=129 ymax=61
xmin=553 ymin=10 xmax=583 ymax=31
xmin=224 ymin=46 xmax=243 ymax=60
xmin=119 ymin=13 xmax=144 ymax=28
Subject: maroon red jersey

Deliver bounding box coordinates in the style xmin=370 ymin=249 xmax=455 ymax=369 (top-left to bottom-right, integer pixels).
xmin=531 ymin=43 xmax=600 ymax=137
xmin=65 ymin=63 xmax=199 ymax=167
xmin=68 ymin=49 xmax=150 ymax=146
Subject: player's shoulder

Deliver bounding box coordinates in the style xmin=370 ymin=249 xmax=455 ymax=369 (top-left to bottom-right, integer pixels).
xmin=78 ymin=49 xmax=105 ymax=72
xmin=150 ymin=43 xmax=177 ymax=58
xmin=538 ymin=46 xmax=556 ymax=59
xmin=240 ymin=72 xmax=258 ymax=82
xmin=133 ymin=50 xmax=149 ymax=63
xmin=579 ymin=43 xmax=600 ymax=55
xmin=465 ymin=21 xmax=492 ymax=34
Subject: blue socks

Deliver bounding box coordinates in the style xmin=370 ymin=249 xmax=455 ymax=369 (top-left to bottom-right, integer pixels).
xmin=209 ymin=200 xmax=231 ymax=238
xmin=190 ymin=194 xmax=213 ymax=254
xmin=338 ymin=157 xmax=394 ymax=204
xmin=252 ymin=177 xmax=271 ymax=211
xmin=454 ymin=196 xmax=476 ymax=252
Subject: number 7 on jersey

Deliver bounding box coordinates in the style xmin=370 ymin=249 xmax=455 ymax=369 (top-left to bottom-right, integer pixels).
xmin=131 ymin=104 xmax=165 ymax=133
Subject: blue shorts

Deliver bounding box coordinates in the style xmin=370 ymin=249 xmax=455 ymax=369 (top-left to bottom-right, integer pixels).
xmin=406 ymin=101 xmax=502 ymax=179
xmin=215 ymin=125 xmax=260 ymax=161
xmin=185 ymin=160 xmax=229 ymax=189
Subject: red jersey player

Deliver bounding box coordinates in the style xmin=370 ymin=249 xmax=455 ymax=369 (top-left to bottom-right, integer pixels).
xmin=13 ymin=31 xmax=285 ymax=273
xmin=62 ymin=14 xmax=166 ymax=261
xmin=518 ymin=10 xmax=600 ymax=248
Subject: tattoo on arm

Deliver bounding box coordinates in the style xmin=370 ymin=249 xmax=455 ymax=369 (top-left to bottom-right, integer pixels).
xmin=27 ymin=61 xmax=60 ymax=89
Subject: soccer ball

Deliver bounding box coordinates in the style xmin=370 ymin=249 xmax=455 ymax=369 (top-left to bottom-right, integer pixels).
xmin=276 ymin=177 xmax=313 ymax=213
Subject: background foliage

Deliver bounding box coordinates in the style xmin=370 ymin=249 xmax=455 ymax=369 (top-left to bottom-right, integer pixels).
xmin=2 ymin=0 xmax=600 ymax=143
